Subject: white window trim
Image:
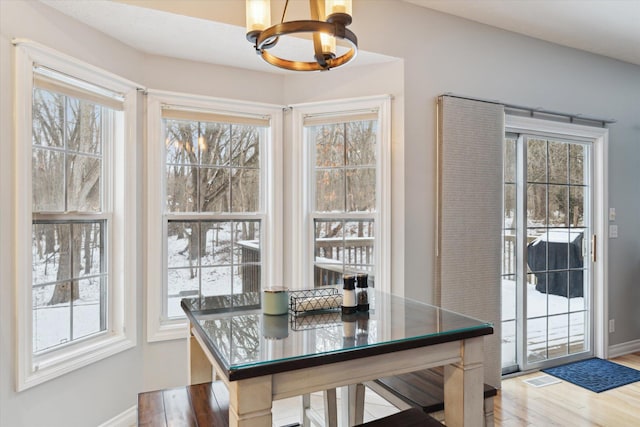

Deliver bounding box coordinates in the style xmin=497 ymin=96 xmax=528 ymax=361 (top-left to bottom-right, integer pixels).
xmin=504 ymin=114 xmax=609 ymax=360
xmin=14 ymin=40 xmax=138 ymax=391
xmin=146 ymin=90 xmax=283 ymax=342
xmin=290 ymin=96 xmax=392 ymax=292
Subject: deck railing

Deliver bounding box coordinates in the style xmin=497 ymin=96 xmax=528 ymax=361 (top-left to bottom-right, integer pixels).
xmin=238 ymin=237 xmax=374 ymax=289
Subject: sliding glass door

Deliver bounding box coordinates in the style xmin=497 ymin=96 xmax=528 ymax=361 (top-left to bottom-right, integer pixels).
xmin=502 ymin=132 xmax=594 ymax=374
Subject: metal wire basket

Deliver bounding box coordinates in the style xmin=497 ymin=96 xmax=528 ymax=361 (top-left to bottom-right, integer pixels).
xmin=289 ymin=288 xmax=343 ymax=314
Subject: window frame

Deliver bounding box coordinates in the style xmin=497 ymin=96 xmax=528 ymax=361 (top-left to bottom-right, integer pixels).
xmin=504 ymin=114 xmax=610 ymax=365
xmin=146 ymin=91 xmax=282 ymax=342
xmin=290 ymin=96 xmax=392 ymax=292
xmin=14 ymin=40 xmax=138 ymax=391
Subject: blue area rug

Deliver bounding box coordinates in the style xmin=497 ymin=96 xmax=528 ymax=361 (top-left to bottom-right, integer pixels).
xmin=542 ymin=358 xmax=640 ymax=393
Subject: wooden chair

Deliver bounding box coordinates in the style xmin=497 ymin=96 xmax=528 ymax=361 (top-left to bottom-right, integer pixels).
xmin=308 ymin=367 xmax=497 ymax=427
xmin=365 ymin=367 xmax=497 ymax=427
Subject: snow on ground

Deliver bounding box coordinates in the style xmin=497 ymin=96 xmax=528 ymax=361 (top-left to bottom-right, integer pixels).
xmin=502 ymin=278 xmax=586 ymax=365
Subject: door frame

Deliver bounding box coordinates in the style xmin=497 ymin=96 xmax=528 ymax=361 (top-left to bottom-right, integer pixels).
xmin=505 ymin=115 xmax=609 ymax=362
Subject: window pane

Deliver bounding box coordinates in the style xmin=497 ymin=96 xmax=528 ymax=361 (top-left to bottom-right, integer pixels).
xmin=504 ymin=183 xmax=516 ymax=229
xmin=201 ymin=221 xmax=231 ymax=266
xmin=527 ymin=138 xmax=547 ymax=183
xmin=202 ymin=266 xmax=233 ymax=295
xmin=65 ymin=99 xmax=102 ymax=155
xmin=548 ymin=184 xmax=568 ymax=226
xmin=346 ymin=120 xmax=376 ymax=166
xmin=167 ymin=222 xmax=198 ymax=268
xmin=316 ymin=170 xmax=344 ymax=212
xmin=33 ymin=283 xmax=71 ymax=353
xmin=200 ymin=122 xmax=230 ymax=166
xmin=527 ymin=183 xmax=547 ymax=227
xmin=72 ymin=277 xmax=104 ymax=340
xmin=314 ymin=219 xmax=373 ymax=287
xmin=569 ymin=311 xmax=586 ymax=353
xmin=32 ymin=223 xmax=63 ymax=284
xmin=200 ymin=167 xmax=230 ymax=212
xmin=504 ymin=136 xmax=516 ymax=183
xmin=66 ymin=154 xmax=101 ymax=212
xmin=569 ymin=186 xmax=585 ymax=227
xmin=56 ymin=224 xmax=73 ymax=282
xmin=165 ymin=119 xmax=199 ymax=165
xmin=231 ymin=168 xmax=259 ymax=212
xmin=569 ymin=144 xmax=585 ymax=185
xmin=548 ymin=141 xmax=568 ymax=184
xmin=32 ymin=148 xmax=64 ymax=211
xmin=232 ymin=220 xmax=261 ymax=265
xmin=230 ymin=125 xmax=259 ymax=167
xmin=233 ymin=264 xmax=260 ymax=294
xmin=503 ymin=234 xmax=516 ymax=276
xmin=33 ymin=89 xmax=65 ymax=149
xmin=166 ymin=165 xmax=197 ymax=212
xmin=548 ymin=314 xmax=569 ymax=359
xmin=527 ymin=316 xmax=547 ymax=363
xmin=344 ymin=220 xmax=374 ymax=270
xmin=72 ymin=222 xmax=104 ymax=277
xmin=167 ymin=268 xmax=199 ymax=318
xmin=314 ymin=124 xmax=345 ymax=167
xmin=502 ymin=319 xmax=517 ymax=368
xmin=346 ymin=167 xmax=375 ymax=212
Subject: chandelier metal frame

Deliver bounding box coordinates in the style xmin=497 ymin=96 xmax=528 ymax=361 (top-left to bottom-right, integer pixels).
xmin=246 ymin=0 xmax=358 ymax=72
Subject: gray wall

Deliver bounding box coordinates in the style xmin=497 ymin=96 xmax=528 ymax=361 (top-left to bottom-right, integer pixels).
xmin=1 ymin=1 xmax=639 ymax=426
xmin=352 ymin=1 xmax=640 ymax=343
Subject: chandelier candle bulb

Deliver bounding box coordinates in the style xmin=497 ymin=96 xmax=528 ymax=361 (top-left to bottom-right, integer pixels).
xmin=326 ymin=0 xmax=352 ymax=16
xmin=246 ymin=0 xmax=271 ymax=35
xmin=342 ymin=275 xmax=357 ymax=314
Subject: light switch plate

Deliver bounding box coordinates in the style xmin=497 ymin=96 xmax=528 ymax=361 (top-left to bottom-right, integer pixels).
xmin=609 ymin=208 xmax=616 ymax=221
xmin=609 ymin=224 xmax=618 ymax=238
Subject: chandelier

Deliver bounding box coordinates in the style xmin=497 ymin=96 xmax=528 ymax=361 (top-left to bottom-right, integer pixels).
xmin=246 ymin=0 xmax=358 ymax=71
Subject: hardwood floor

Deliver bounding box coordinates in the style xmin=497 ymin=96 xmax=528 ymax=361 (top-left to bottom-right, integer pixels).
xmin=495 ymin=352 xmax=640 ymax=426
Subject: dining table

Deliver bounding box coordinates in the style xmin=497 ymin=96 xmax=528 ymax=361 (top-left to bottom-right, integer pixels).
xmin=181 ymin=289 xmax=493 ymax=427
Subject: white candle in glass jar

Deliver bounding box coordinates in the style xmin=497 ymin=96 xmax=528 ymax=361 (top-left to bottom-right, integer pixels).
xmin=263 ymin=286 xmax=289 ymax=315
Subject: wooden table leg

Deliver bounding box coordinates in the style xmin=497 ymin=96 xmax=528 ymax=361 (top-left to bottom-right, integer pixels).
xmin=340 ymin=383 xmax=365 ymax=426
xmin=188 ymin=325 xmax=214 ymax=385
xmin=228 ymin=376 xmax=273 ymax=427
xmin=444 ymin=336 xmax=484 ymax=427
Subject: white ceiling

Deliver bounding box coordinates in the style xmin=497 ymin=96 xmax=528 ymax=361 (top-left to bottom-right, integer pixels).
xmin=42 ymin=0 xmax=640 ymax=71
xmin=39 ymin=0 xmax=396 ymax=74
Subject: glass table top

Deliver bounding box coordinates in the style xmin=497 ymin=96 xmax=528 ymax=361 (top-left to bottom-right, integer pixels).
xmin=181 ymin=290 xmax=493 ymax=379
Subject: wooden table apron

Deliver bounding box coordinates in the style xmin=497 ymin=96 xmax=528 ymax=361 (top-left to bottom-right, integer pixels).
xmin=187 ymin=321 xmax=487 ymax=427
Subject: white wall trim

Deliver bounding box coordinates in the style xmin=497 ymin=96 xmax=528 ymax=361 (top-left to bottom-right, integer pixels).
xmin=608 ymin=339 xmax=640 ymax=359
xmin=97 ymin=405 xmax=137 ymax=427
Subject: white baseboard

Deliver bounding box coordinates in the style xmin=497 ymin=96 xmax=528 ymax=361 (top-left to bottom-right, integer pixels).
xmin=97 ymin=405 xmax=137 ymax=427
xmin=608 ymin=339 xmax=640 ymax=359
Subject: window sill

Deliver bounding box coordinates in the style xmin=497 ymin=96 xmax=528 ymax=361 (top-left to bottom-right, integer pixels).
xmin=147 ymin=319 xmax=189 ymax=342
xmin=18 ymin=333 xmax=136 ymax=392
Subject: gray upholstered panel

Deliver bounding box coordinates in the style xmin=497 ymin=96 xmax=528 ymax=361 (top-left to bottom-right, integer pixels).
xmin=435 ymin=95 xmax=503 ymax=388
